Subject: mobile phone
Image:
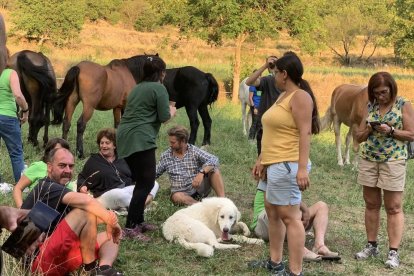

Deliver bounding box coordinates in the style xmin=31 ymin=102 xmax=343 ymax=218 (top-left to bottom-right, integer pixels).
xmin=369 ymin=121 xmax=381 ymax=127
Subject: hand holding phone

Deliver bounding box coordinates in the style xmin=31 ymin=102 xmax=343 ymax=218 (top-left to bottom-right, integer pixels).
xmin=369 ymin=121 xmax=381 ymax=128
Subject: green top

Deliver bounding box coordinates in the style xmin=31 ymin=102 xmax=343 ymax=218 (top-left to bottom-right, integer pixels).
xmin=24 ymin=161 xmax=77 ymax=192
xmin=24 ymin=161 xmax=48 ymax=191
xmin=0 ymin=69 xmax=18 ymax=117
xmin=361 ymin=96 xmax=408 ymax=162
xmin=251 ymin=190 xmax=265 ymax=231
xmin=117 ymin=81 xmax=170 ymax=158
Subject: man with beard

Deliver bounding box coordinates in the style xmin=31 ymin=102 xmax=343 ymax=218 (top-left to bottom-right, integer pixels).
xmin=156 ymin=125 xmax=225 ymax=205
xmin=21 ymin=148 xmax=123 ymax=276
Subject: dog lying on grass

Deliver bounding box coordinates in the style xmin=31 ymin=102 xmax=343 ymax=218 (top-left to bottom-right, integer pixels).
xmin=162 ymin=197 xmax=263 ymax=257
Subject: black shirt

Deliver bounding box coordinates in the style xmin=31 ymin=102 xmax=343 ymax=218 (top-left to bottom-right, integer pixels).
xmin=21 ymin=177 xmax=72 ymax=235
xmin=257 ymin=74 xmax=281 ymax=120
xmin=77 ymin=153 xmax=133 ymax=198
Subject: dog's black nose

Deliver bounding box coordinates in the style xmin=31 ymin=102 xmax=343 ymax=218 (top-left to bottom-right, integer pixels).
xmin=223 ymin=227 xmax=229 ymax=233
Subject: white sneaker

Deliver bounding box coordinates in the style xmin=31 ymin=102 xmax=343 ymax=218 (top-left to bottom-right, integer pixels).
xmin=385 ymin=250 xmax=400 ymax=269
xmin=0 ymin=183 xmax=13 ymax=194
xmin=355 ymin=243 xmax=380 ymax=260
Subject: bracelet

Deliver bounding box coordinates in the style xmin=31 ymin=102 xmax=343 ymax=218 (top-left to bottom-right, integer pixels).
xmin=21 ymin=108 xmax=29 ymax=113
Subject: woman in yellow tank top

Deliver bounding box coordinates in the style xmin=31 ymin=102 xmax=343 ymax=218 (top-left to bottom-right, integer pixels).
xmin=252 ymin=52 xmax=320 ymax=276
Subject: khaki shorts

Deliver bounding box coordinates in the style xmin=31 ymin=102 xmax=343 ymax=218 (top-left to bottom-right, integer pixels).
xmin=357 ymin=158 xmax=406 ymax=191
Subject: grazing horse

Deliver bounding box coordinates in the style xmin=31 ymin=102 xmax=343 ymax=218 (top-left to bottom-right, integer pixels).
xmin=164 ymin=66 xmax=218 ymax=146
xmin=239 ymin=77 xmax=251 ymax=136
xmin=320 ymin=84 xmax=368 ymax=166
xmin=8 ymin=50 xmax=58 ymax=147
xmin=54 ymin=55 xmax=219 ymax=158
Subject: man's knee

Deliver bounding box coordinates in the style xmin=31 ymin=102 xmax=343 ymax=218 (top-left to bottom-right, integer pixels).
xmin=65 ymin=208 xmax=96 ymax=234
xmin=313 ymin=201 xmax=329 ymax=213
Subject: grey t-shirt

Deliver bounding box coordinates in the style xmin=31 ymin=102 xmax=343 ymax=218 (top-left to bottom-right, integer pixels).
xmin=257 ymin=74 xmax=281 ymax=120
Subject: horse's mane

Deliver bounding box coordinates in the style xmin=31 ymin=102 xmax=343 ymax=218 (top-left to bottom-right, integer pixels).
xmin=121 ymin=54 xmax=159 ymax=83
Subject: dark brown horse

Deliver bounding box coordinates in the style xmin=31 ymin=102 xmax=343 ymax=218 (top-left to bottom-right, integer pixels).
xmin=54 ymin=54 xmax=219 ymax=158
xmin=8 ymin=50 xmax=58 ymax=147
xmin=320 ymin=84 xmax=368 ymax=166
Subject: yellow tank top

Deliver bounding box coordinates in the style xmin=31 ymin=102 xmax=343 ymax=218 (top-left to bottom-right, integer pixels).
xmin=261 ymin=91 xmax=299 ymax=165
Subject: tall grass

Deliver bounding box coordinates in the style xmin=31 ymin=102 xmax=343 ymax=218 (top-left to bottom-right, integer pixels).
xmin=1 ymin=102 xmax=413 ymax=275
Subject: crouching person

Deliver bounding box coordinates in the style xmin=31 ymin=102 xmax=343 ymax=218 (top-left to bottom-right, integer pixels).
xmin=21 ymin=148 xmax=123 ymax=276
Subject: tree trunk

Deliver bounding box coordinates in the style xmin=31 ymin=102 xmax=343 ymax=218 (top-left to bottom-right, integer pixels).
xmin=231 ymin=33 xmax=247 ymax=103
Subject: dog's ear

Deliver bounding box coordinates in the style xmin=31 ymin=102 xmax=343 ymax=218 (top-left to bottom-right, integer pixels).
xmin=236 ymin=209 xmax=242 ymax=222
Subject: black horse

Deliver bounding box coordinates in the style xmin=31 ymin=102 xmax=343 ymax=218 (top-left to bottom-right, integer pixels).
xmin=8 ymin=50 xmax=58 ymax=147
xmin=54 ymin=54 xmax=219 ymax=158
xmin=164 ymin=66 xmax=218 ymax=145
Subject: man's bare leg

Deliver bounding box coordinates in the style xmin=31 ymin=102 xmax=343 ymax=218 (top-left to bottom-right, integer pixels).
xmin=64 ymin=209 xmax=98 ymax=264
xmin=171 ymin=192 xmax=198 ymax=206
xmin=209 ymin=169 xmax=225 ymax=197
xmin=97 ymin=232 xmax=119 ymax=267
xmin=308 ymin=201 xmax=337 ymax=255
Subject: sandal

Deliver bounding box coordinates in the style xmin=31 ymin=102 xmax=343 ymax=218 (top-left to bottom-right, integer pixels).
xmin=303 ymin=250 xmax=322 ymax=262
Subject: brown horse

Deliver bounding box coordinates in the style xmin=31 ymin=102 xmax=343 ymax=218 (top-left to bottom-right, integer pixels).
xmin=54 ymin=55 xmax=219 ymax=158
xmin=8 ymin=50 xmax=58 ymax=147
xmin=320 ymin=84 xmax=368 ymax=166
xmin=53 ymin=57 xmax=143 ymax=158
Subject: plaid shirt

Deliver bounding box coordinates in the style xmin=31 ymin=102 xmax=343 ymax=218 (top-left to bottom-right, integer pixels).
xmin=156 ymin=144 xmax=219 ymax=193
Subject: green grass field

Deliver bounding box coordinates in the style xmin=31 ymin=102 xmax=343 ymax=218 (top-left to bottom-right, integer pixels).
xmin=1 ymin=102 xmax=413 ymax=275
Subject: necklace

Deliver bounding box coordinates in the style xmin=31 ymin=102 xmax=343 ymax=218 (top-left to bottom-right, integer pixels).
xmin=99 ymin=153 xmax=125 ymax=185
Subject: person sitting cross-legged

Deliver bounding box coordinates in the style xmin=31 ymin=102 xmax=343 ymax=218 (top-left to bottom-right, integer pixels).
xmin=21 ymin=148 xmax=123 ymax=276
xmin=156 ymin=125 xmax=225 ymax=206
xmin=248 ymin=184 xmax=339 ymax=271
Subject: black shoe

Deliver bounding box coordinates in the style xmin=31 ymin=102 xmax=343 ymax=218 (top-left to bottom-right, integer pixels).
xmin=247 ymin=258 xmax=285 ymax=274
xmin=79 ymin=266 xmax=123 ymax=276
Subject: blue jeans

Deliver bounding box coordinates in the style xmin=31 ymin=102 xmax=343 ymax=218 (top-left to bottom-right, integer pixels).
xmin=0 ymin=115 xmax=24 ymax=182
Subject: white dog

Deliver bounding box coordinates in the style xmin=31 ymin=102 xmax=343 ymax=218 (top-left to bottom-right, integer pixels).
xmin=162 ymin=197 xmax=263 ymax=257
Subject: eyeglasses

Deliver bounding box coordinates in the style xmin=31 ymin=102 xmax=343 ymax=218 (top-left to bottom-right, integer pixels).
xmin=373 ymin=88 xmax=390 ymax=97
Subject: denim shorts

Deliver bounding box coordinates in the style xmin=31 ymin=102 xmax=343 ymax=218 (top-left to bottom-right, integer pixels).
xmin=265 ymin=162 xmax=311 ymax=206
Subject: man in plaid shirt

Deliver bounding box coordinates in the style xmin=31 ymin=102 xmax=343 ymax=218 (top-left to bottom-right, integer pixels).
xmin=156 ymin=126 xmax=225 ymax=205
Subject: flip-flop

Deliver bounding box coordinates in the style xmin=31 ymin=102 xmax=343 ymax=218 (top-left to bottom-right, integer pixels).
xmin=303 ymin=250 xmax=322 ymax=262
xmin=321 ymin=255 xmax=341 ymax=261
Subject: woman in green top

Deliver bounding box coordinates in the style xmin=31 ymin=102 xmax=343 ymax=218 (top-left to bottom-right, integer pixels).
xmin=117 ymin=56 xmax=176 ymax=240
xmin=13 ymin=138 xmax=70 ymax=208
xmin=0 ymin=45 xmax=29 ymax=182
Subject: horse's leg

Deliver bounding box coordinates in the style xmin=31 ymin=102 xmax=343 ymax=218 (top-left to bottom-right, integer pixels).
xmin=185 ymin=106 xmax=200 ymax=145
xmin=344 ymin=127 xmax=352 ymax=165
xmin=42 ymin=104 xmax=51 ymax=147
xmin=76 ymin=106 xmax=94 ymax=159
xmin=113 ymin=108 xmax=122 ymax=128
xmin=198 ymin=104 xmax=212 ymax=145
xmin=241 ymin=102 xmax=247 ymax=136
xmin=62 ymin=94 xmax=79 ymax=141
xmin=333 ymin=117 xmax=344 ymax=166
xmin=351 ymin=125 xmax=360 ymax=169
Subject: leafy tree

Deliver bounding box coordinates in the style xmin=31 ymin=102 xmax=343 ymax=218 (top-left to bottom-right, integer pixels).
xmin=152 ymin=0 xmax=283 ymax=102
xmin=392 ymin=0 xmax=414 ymax=67
xmin=133 ymin=1 xmax=160 ymax=32
xmin=12 ymin=0 xmax=85 ymax=46
xmin=286 ymin=0 xmax=392 ymax=65
xmin=85 ymin=0 xmax=121 ymax=23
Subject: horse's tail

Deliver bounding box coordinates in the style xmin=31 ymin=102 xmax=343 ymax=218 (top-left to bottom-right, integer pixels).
xmin=52 ymin=66 xmax=80 ymax=125
xmin=17 ymin=53 xmax=57 ymax=123
xmin=205 ymin=73 xmax=219 ymax=106
xmin=320 ymin=105 xmax=333 ymax=131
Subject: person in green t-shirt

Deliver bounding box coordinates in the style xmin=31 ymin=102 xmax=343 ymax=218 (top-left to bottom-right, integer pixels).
xmin=117 ymin=55 xmax=176 ymax=241
xmin=251 ymin=184 xmax=339 ymax=263
xmin=13 ymin=138 xmax=71 ymax=208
